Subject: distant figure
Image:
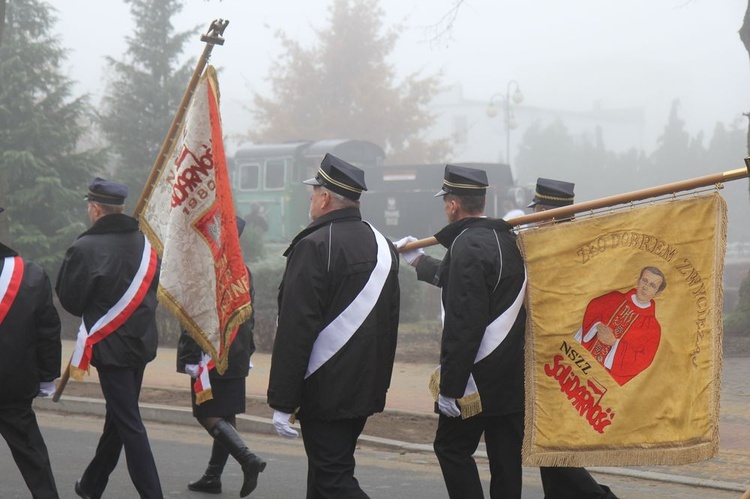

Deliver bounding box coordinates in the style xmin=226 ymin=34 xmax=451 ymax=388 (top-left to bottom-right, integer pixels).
xmin=245 ymin=203 xmax=268 ymax=233
xmin=502 ymin=199 xmax=525 ymax=220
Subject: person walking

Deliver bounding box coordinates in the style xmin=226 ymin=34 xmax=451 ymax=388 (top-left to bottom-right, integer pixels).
xmin=267 ymin=153 xmax=400 ymax=498
xmin=0 ymin=205 xmax=62 ymax=499
xmin=398 ymin=165 xmax=527 ymax=499
xmin=527 ymin=177 xmax=618 ymax=499
xmin=56 ymin=177 xmax=163 ymax=499
xmin=176 ymin=217 xmax=266 ymax=497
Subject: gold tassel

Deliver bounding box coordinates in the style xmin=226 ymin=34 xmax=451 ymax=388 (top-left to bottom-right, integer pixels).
xmin=428 ymin=368 xmax=440 ymax=401
xmin=289 ymin=407 xmax=301 ymax=424
xmin=428 ymin=367 xmax=484 ymax=419
xmin=69 ymin=365 xmax=87 ymax=381
xmin=458 ymin=392 xmax=482 ymax=419
xmin=195 ymin=388 xmax=213 ymax=405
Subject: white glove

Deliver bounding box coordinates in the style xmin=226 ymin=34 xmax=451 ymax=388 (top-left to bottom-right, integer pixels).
xmin=273 ymin=410 xmax=299 ymax=439
xmin=438 ymin=394 xmax=461 ymax=418
xmin=185 ymin=364 xmax=200 ymax=378
xmin=38 ymin=381 xmax=56 ymax=398
xmin=394 ymin=236 xmax=424 ymax=266
xmin=248 ymin=360 xmax=254 ymax=371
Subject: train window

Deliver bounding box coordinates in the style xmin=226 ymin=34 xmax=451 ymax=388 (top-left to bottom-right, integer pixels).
xmin=265 ymin=159 xmax=286 ymax=190
xmin=238 ymin=163 xmax=260 ymax=191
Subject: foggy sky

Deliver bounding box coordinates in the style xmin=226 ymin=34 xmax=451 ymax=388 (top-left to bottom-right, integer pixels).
xmin=54 ymin=0 xmax=749 ymax=154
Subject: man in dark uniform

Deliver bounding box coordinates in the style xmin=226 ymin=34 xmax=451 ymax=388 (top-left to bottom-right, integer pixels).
xmin=267 ymin=154 xmax=400 ymax=498
xmin=528 ymin=178 xmax=618 ymax=499
xmin=399 ymin=165 xmax=527 ymax=499
xmin=0 ymin=205 xmax=62 ymax=498
xmin=56 ymin=178 xmax=163 ymax=499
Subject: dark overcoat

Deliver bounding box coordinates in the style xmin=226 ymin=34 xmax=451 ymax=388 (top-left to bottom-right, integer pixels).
xmin=55 ymin=214 xmax=159 ymax=368
xmin=267 ymin=207 xmax=400 ymax=420
xmin=415 ymin=217 xmax=526 ymax=416
xmin=0 ymin=243 xmax=61 ymax=404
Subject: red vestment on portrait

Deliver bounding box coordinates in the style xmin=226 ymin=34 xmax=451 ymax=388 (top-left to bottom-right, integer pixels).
xmin=579 ymin=289 xmax=661 ymax=386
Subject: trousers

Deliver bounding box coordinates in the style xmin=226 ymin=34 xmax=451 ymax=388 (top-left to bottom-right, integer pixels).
xmin=78 ymin=365 xmax=162 ymax=499
xmin=0 ymin=401 xmax=59 ymax=498
xmin=433 ymin=411 xmax=524 ymax=499
xmin=299 ymin=416 xmax=370 ymax=499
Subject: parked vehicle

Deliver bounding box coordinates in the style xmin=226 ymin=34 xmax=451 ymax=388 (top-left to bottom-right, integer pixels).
xmin=231 ymin=139 xmax=527 ymax=241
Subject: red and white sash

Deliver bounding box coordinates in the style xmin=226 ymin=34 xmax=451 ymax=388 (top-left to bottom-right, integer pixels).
xmin=0 ymin=256 xmax=24 ymax=324
xmin=70 ymin=237 xmax=158 ymax=379
xmin=193 ymin=327 xmax=239 ymax=405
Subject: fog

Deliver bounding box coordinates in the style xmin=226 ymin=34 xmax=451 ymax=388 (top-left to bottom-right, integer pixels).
xmin=54 ymin=0 xmax=748 ymax=157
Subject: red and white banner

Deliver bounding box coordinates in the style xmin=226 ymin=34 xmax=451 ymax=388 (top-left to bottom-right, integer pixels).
xmin=140 ymin=66 xmax=252 ymax=377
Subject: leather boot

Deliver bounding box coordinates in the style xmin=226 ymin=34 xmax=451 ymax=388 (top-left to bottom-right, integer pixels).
xmin=188 ymin=436 xmax=230 ymax=493
xmin=188 ymin=463 xmax=223 ymax=494
xmin=210 ymin=419 xmax=266 ymax=497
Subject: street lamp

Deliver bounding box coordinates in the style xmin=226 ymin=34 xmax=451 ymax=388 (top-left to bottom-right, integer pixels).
xmin=486 ymin=80 xmax=523 ymax=165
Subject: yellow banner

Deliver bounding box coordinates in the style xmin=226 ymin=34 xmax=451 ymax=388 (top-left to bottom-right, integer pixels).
xmin=518 ymin=193 xmax=726 ymax=467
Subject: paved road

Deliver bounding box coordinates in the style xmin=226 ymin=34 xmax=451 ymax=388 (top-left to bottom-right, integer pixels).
xmin=0 ymin=412 xmax=742 ymax=498
xmin=19 ymin=341 xmax=749 ymax=496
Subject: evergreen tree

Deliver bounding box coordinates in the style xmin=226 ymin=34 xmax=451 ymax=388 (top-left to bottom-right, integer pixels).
xmin=99 ymin=0 xmax=195 ymax=207
xmin=1 ymin=0 xmax=6 ymax=47
xmin=515 ymin=119 xmax=578 ymax=186
xmin=250 ymin=0 xmax=449 ymax=164
xmin=648 ymin=99 xmax=707 ymax=186
xmin=0 ymin=0 xmax=102 ymax=271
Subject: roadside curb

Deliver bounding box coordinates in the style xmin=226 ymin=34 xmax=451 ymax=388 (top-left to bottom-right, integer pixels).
xmin=33 ymin=396 xmax=747 ymax=493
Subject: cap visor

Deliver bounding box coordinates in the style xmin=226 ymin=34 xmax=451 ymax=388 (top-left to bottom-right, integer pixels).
xmin=434 ymin=189 xmax=448 ymax=197
xmin=302 ymin=177 xmax=323 ymax=186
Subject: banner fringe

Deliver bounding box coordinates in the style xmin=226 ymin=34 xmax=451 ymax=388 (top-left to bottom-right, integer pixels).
xmin=523 ymin=440 xmax=718 ymax=467
xmin=156 ymin=287 xmax=253 ymax=375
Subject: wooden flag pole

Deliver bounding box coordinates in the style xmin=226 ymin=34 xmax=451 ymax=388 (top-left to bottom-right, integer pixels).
xmin=51 ymin=359 xmax=70 ymax=402
xmin=132 ymin=19 xmax=229 ymax=220
xmin=54 ymin=19 xmax=229 ymax=404
xmin=399 ymin=162 xmax=750 ymax=253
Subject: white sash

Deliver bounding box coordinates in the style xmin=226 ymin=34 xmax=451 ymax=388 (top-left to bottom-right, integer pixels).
xmin=305 ymin=223 xmax=391 ymax=378
xmin=431 ymin=270 xmax=527 ymax=417
xmin=474 ymin=270 xmax=527 ymax=363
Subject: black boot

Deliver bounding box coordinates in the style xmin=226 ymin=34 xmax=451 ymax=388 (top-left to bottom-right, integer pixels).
xmin=189 ymin=434 xmax=230 ymax=493
xmin=188 ymin=463 xmax=224 ymax=494
xmin=210 ymin=419 xmax=266 ymax=497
